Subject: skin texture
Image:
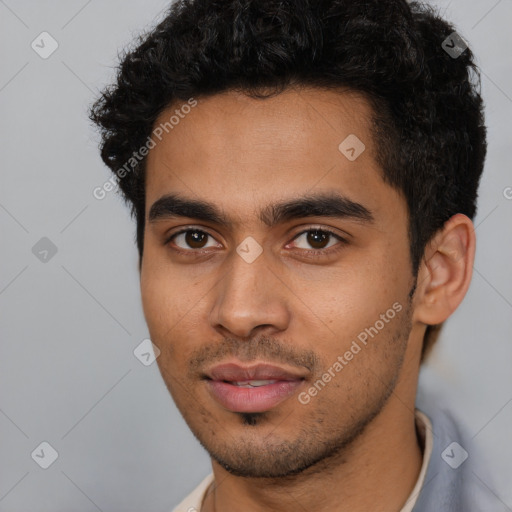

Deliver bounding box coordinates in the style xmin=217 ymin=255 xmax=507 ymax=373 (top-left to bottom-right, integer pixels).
xmin=140 ymin=87 xmax=475 ymax=512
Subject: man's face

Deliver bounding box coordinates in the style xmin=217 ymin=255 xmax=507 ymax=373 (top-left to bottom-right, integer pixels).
xmin=141 ymin=87 xmax=417 ymax=478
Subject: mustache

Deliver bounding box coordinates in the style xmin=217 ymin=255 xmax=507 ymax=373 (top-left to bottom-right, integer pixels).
xmin=188 ymin=336 xmax=320 ymax=377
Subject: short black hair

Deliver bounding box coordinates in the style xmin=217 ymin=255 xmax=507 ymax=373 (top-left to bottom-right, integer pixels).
xmin=89 ymin=0 xmax=487 ymax=358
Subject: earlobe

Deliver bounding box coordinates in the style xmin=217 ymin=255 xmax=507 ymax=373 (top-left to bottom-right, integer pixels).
xmin=413 ymin=214 xmax=476 ymax=325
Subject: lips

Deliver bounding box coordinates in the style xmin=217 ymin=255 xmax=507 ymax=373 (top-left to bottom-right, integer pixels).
xmin=203 ymin=362 xmax=306 ymax=413
xmin=206 ymin=362 xmax=306 ymax=382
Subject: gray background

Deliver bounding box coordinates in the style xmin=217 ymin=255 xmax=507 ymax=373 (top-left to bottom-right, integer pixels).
xmin=1 ymin=0 xmax=511 ymax=510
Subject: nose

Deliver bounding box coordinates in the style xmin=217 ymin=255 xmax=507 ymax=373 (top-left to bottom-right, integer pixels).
xmin=209 ymin=246 xmax=291 ymax=339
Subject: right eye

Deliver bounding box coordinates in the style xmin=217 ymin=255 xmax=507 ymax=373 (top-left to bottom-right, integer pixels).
xmin=167 ymin=228 xmax=222 ymax=252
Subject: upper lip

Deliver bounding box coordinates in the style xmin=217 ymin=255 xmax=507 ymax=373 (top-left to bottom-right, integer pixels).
xmin=204 ymin=362 xmax=307 ymax=382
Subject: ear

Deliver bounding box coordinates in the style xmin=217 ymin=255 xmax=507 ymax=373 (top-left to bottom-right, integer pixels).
xmin=413 ymin=213 xmax=476 ymax=326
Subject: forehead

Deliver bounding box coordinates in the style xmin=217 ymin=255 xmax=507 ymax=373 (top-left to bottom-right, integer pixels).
xmin=144 ymin=86 xmax=392 ymax=220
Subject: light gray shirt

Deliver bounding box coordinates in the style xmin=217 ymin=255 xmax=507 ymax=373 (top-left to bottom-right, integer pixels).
xmin=413 ymin=399 xmax=507 ymax=511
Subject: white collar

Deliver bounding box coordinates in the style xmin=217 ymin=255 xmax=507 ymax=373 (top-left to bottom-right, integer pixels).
xmin=399 ymin=409 xmax=434 ymax=512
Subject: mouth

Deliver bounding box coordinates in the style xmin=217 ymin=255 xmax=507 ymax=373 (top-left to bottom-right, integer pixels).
xmin=229 ymin=379 xmax=281 ymax=388
xmin=203 ymin=362 xmax=307 ymax=413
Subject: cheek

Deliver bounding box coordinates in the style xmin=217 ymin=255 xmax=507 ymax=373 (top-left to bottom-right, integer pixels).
xmin=140 ymin=265 xmax=170 ymax=331
xmin=290 ymin=249 xmax=409 ymax=352
xmin=140 ymin=254 xmax=210 ymax=365
xmin=141 ymin=248 xmax=195 ymax=325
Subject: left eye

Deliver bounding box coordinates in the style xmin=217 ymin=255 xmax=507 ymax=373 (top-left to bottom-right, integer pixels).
xmin=290 ymin=229 xmax=344 ymax=251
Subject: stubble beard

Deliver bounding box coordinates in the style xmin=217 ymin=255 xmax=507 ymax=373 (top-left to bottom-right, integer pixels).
xmin=182 ymin=301 xmax=413 ymax=479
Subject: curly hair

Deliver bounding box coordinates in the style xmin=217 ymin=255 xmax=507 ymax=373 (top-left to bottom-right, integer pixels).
xmin=89 ymin=0 xmax=487 ymax=360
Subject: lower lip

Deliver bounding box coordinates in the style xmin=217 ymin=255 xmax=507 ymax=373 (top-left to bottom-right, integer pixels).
xmin=206 ymin=380 xmax=304 ymax=413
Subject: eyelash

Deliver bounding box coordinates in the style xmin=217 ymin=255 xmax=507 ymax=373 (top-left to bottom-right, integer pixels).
xmin=165 ymin=226 xmax=348 ymax=258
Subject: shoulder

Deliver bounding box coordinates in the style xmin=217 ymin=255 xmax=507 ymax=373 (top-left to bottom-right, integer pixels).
xmin=171 ymin=473 xmax=214 ymax=512
xmin=413 ymin=403 xmax=505 ymax=511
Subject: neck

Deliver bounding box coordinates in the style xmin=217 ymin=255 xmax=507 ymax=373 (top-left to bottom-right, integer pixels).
xmin=201 ymin=397 xmax=423 ymax=512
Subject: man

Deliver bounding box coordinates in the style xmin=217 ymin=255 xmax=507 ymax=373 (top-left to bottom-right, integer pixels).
xmin=89 ymin=0 xmax=501 ymax=510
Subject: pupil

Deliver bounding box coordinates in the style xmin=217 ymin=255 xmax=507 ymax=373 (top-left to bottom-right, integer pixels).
xmin=307 ymin=230 xmax=328 ymax=249
xmin=186 ymin=230 xmax=206 ymax=248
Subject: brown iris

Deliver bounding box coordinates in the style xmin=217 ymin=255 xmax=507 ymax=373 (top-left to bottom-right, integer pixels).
xmin=185 ymin=230 xmax=208 ymax=248
xmin=306 ymin=230 xmax=330 ymax=249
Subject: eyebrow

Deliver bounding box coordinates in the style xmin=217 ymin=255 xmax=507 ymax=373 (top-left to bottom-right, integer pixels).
xmin=148 ymin=192 xmax=374 ymax=227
